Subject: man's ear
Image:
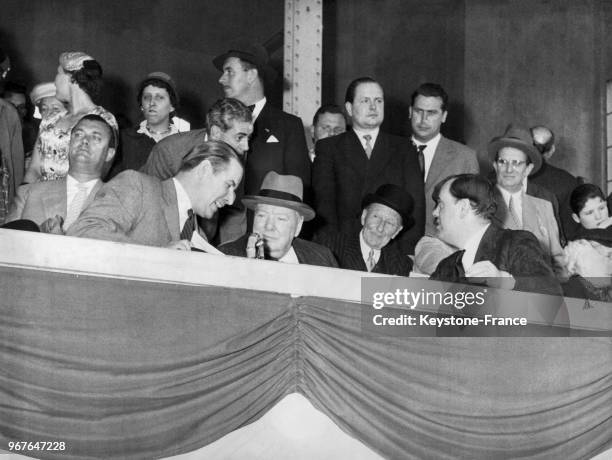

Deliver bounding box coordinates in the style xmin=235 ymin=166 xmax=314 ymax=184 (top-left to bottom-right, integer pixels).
xmin=209 ymin=124 xmax=222 ymax=140
xmin=525 ymin=163 xmax=534 ymax=176
xmin=441 ymin=110 xmax=448 ymax=123
xmin=345 ymin=101 xmax=353 ymax=119
xmin=408 ymin=106 xmax=413 ymax=119
xmin=197 ymin=159 xmax=213 ymax=179
xmin=360 ymin=208 xmax=368 ymax=226
xmin=105 ymin=147 xmax=116 ymax=163
xmin=572 ymin=213 xmax=580 ymax=224
xmin=294 ymin=214 xmax=304 ymax=237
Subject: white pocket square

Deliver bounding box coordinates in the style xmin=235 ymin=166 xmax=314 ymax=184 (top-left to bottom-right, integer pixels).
xmin=266 ymin=134 xmax=279 ymax=143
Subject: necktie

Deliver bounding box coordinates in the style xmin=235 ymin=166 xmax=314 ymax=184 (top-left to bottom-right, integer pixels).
xmin=508 ymin=195 xmax=522 ymax=228
xmin=415 ymin=144 xmax=426 ymax=177
xmin=363 ymin=134 xmax=373 ymax=158
xmin=367 ymin=248 xmax=376 ymax=272
xmin=64 ymin=183 xmax=89 ymax=229
xmin=180 ymin=209 xmax=196 ymax=240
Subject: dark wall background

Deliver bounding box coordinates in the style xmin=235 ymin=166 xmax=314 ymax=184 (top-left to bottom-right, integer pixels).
xmin=2 ymin=0 xmax=609 ymax=185
xmin=323 ymin=0 xmax=608 ymax=184
xmin=1 ymin=0 xmax=284 ymax=129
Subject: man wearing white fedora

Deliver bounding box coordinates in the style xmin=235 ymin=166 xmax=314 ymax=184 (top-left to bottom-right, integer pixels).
xmin=220 ymin=171 xmax=337 ymax=267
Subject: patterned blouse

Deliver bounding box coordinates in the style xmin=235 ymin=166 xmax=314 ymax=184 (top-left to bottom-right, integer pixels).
xmin=37 ymin=106 xmax=118 ymax=181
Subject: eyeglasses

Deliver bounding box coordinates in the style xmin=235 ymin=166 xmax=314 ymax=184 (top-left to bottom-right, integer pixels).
xmin=495 ymin=158 xmax=527 ymax=169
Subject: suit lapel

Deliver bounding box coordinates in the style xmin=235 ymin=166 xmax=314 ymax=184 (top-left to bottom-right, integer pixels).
xmin=426 ymin=136 xmax=451 ymax=190
xmin=82 ymin=180 xmax=102 ymax=211
xmin=345 ymin=131 xmax=369 ymax=175
xmin=345 ymin=232 xmax=367 ymax=271
xmin=368 ymin=132 xmax=392 ymax=179
xmin=161 ymin=179 xmax=180 ymax=241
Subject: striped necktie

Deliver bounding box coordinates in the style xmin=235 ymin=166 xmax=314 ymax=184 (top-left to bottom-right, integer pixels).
xmin=64 ymin=183 xmax=89 ymax=229
xmin=363 ymin=134 xmax=373 ymax=158
xmin=508 ymin=195 xmax=522 ymax=228
xmin=367 ymin=248 xmax=376 ymax=272
xmin=180 ymin=209 xmax=196 ymax=240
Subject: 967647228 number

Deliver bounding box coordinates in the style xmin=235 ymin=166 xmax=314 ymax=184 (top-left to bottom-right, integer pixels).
xmin=7 ymin=441 xmax=66 ymax=451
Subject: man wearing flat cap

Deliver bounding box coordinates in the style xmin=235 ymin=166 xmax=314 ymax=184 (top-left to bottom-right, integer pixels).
xmin=219 ymin=171 xmax=337 ymax=267
xmin=489 ymin=124 xmax=565 ymax=274
xmin=213 ymin=42 xmax=311 ymax=235
xmin=319 ymin=184 xmax=414 ymax=276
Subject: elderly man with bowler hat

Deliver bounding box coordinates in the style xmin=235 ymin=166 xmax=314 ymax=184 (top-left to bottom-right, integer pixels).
xmin=489 ymin=124 xmax=565 ymax=275
xmin=320 ymin=184 xmax=415 ymax=276
xmin=219 ymin=171 xmax=337 ymax=267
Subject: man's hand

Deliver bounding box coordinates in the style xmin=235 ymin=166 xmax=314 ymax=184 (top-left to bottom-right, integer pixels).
xmin=40 ymin=215 xmax=65 ymax=235
xmin=166 ymin=239 xmax=193 ymax=251
xmin=465 ymin=260 xmax=516 ymax=290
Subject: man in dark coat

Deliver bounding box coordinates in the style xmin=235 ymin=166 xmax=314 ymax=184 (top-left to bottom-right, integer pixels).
xmin=429 ymin=174 xmax=562 ymax=297
xmin=220 ymin=171 xmax=337 ymax=268
xmin=320 ymin=184 xmax=414 ymax=276
xmin=312 ymin=77 xmax=425 ymax=255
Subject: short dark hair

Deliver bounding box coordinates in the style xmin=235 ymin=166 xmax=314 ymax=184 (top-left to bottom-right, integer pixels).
xmin=344 ymin=77 xmax=380 ymax=104
xmin=69 ymin=60 xmax=103 ymax=99
xmin=312 ymin=104 xmax=346 ymax=126
xmin=137 ymin=78 xmax=178 ymax=111
xmin=570 ymin=183 xmax=606 ymax=215
xmin=205 ymin=98 xmax=252 ymax=135
xmin=179 ymin=140 xmax=243 ymax=173
xmin=72 ymin=113 xmax=117 ymax=149
xmin=411 ymin=83 xmax=448 ymax=111
xmin=432 ymin=174 xmax=497 ymax=220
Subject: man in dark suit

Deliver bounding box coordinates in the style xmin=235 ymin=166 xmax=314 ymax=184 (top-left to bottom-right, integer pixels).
xmin=68 ymin=141 xmax=243 ymax=250
xmin=320 ymin=184 xmax=414 ymax=276
xmin=530 ymin=125 xmax=581 ymax=240
xmin=6 ymin=114 xmax=116 ymax=233
xmin=312 ymin=77 xmax=425 ymax=254
xmin=220 ymin=171 xmax=337 ymax=267
xmin=409 ymin=83 xmax=479 ymax=236
xmin=429 ymin=174 xmax=562 ymax=296
xmin=214 ymin=42 xmax=310 ymax=242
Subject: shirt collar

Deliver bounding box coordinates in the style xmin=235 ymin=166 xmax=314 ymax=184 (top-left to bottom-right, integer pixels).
xmin=278 ymin=245 xmax=299 ymax=264
xmin=352 ymin=127 xmax=380 ymax=150
xmin=172 ymin=178 xmax=193 ymax=230
xmin=66 ymin=174 xmax=99 ymax=192
xmin=496 ymin=185 xmax=522 ymax=207
xmin=137 ymin=119 xmax=180 ymax=142
xmin=412 ymin=132 xmax=441 ymax=150
xmin=251 ymin=97 xmax=266 ymax=121
xmin=359 ymin=230 xmax=381 ymax=266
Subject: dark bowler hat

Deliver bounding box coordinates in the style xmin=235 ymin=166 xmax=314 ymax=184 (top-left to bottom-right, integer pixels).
xmin=242 ymin=171 xmax=315 ymax=221
xmin=488 ymin=124 xmax=542 ymax=175
xmin=212 ymin=40 xmax=278 ymax=82
xmin=362 ymin=184 xmax=415 ymax=229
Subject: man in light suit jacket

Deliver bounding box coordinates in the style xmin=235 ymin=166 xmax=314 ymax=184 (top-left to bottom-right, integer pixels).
xmin=488 ymin=125 xmax=565 ymax=275
xmin=6 ymin=114 xmax=116 ymax=233
xmin=68 ymin=141 xmax=243 ymax=250
xmin=319 ymin=184 xmax=414 ymax=276
xmin=219 ymin=171 xmax=337 ymax=267
xmin=312 ymin=77 xmax=425 ymax=255
xmin=409 ymin=83 xmax=479 ymax=235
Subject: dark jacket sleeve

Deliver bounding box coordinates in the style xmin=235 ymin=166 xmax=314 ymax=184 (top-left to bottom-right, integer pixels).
xmin=312 ymin=138 xmax=338 ymax=231
xmin=399 ymin=141 xmax=425 ymax=255
xmin=282 ymin=114 xmax=311 ymax=194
